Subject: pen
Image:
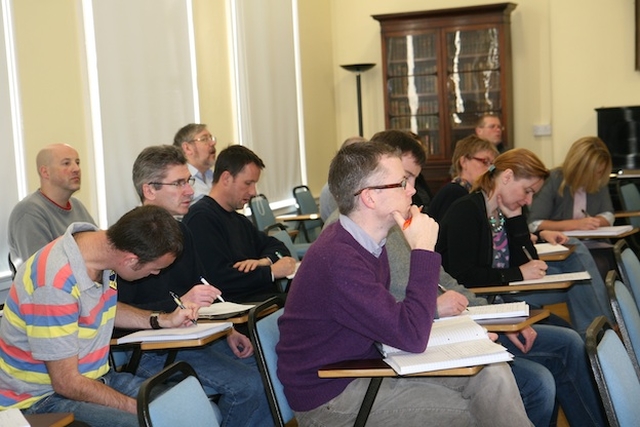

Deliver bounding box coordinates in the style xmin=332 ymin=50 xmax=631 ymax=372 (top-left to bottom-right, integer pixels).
xmin=275 ymin=251 xmax=284 ymax=259
xmin=581 ymin=209 xmax=590 ymax=218
xmin=522 ymin=246 xmax=533 ymax=261
xmin=437 ymin=284 xmax=447 ymax=293
xmin=200 ymin=276 xmax=225 ymax=303
xmin=402 ymin=206 xmax=424 ymax=230
xmin=169 ymin=290 xmax=197 ymax=325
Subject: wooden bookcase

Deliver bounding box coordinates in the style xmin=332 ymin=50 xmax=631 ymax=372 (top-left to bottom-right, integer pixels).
xmin=373 ymin=3 xmax=516 ymax=192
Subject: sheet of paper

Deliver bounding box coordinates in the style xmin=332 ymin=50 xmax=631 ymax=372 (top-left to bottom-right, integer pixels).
xmin=116 ymin=322 xmax=232 ymax=344
xmin=534 ymin=243 xmax=569 ymax=255
xmin=563 ymin=225 xmax=632 ymax=237
xmin=461 ymin=302 xmax=529 ymax=320
xmin=0 ymin=408 xmax=30 ymax=427
xmin=509 ymin=271 xmax=590 ymax=286
xmin=198 ymin=302 xmax=255 ymax=317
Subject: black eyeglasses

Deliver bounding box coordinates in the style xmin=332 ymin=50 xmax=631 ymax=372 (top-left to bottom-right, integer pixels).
xmin=470 ymin=156 xmax=493 ymax=167
xmin=354 ymin=178 xmax=408 ymax=196
xmin=149 ymin=177 xmax=196 ymax=188
xmin=190 ymin=135 xmax=216 ymax=143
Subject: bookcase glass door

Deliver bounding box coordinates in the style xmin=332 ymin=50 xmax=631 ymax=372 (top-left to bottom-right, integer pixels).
xmin=386 ymin=33 xmax=441 ymax=158
xmin=446 ymin=27 xmax=503 ymax=145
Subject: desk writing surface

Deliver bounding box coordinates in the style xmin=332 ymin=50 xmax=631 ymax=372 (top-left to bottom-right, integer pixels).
xmin=476 ymin=309 xmax=549 ymax=332
xmin=563 ymin=226 xmax=637 ymax=239
xmin=536 ymin=243 xmax=575 ymax=262
xmin=470 ymin=281 xmax=574 ymax=295
xmin=318 ymin=359 xmax=482 ymax=378
xmin=614 ymin=210 xmax=640 ymax=218
xmin=25 ymin=413 xmax=74 ymax=427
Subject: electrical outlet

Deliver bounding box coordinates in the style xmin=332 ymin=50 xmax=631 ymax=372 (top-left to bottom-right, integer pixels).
xmin=533 ymin=124 xmax=552 ymax=137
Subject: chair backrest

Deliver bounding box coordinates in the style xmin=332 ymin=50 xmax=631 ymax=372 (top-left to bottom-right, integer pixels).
xmin=137 ymin=361 xmax=222 ymax=427
xmin=613 ymin=239 xmax=640 ymax=311
xmin=293 ymin=185 xmax=323 ymax=242
xmin=605 ymin=270 xmax=640 ymax=377
xmin=247 ymin=296 xmax=293 ymax=427
xmin=586 ymin=316 xmax=640 ymax=427
xmin=619 ymin=183 xmax=640 ymax=228
xmin=250 ymin=194 xmax=277 ymax=232
xmin=266 ymin=224 xmax=299 ymax=262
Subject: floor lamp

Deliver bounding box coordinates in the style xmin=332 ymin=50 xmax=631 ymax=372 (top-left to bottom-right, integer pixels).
xmin=340 ymin=63 xmax=375 ymax=137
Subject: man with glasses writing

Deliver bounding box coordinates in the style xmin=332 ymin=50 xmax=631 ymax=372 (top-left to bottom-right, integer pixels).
xmin=173 ymin=123 xmax=218 ymax=204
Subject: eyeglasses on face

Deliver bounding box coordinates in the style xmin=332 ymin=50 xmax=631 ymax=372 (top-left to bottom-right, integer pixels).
xmin=469 ymin=156 xmax=493 ymax=167
xmin=482 ymin=124 xmax=504 ymax=131
xmin=353 ymin=178 xmax=408 ymax=197
xmin=148 ymin=176 xmax=196 ymax=188
xmin=190 ymin=135 xmax=216 ymax=143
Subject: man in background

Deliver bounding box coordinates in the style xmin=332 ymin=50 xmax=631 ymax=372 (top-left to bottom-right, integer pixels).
xmin=475 ymin=113 xmax=506 ymax=153
xmin=173 ymin=123 xmax=217 ymax=204
xmin=8 ymin=143 xmax=95 ymax=269
xmin=118 ymin=144 xmax=271 ymax=426
xmin=183 ymin=144 xmax=295 ymax=303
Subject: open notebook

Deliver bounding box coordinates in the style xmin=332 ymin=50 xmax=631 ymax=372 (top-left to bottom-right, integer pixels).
xmin=509 ymin=271 xmax=590 ymax=286
xmin=198 ymin=302 xmax=256 ymax=319
xmin=534 ymin=243 xmax=570 ymax=256
xmin=563 ymin=225 xmax=633 ymax=237
xmin=442 ymin=301 xmax=529 ymax=321
xmin=116 ymin=322 xmax=232 ymax=345
xmin=379 ymin=316 xmax=512 ymax=375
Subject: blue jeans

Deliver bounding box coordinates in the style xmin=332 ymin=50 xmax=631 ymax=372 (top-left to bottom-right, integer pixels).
xmin=518 ymin=238 xmax=614 ymax=337
xmin=507 ymin=356 xmax=555 ymax=427
xmin=24 ymin=369 xmax=143 ymax=427
xmin=499 ymin=324 xmax=606 ymax=427
xmin=135 ymin=337 xmax=271 ymax=427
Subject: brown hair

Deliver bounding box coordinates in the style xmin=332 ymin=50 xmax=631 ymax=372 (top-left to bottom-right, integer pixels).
xmin=473 ymin=148 xmax=549 ymax=197
xmin=451 ymin=135 xmax=499 ymax=177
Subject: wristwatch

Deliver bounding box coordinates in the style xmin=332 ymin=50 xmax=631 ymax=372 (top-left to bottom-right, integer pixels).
xmin=150 ymin=312 xmax=162 ymax=329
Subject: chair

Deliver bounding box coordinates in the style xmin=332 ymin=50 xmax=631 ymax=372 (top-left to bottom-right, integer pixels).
xmin=605 ymin=270 xmax=640 ymax=376
xmin=249 ymin=193 xmax=280 ymax=233
xmin=586 ymin=316 xmax=640 ymax=427
xmin=293 ymin=185 xmax=324 ymax=242
xmin=613 ymin=239 xmax=640 ymax=310
xmin=137 ymin=361 xmax=222 ymax=427
xmin=246 ymin=296 xmax=294 ymax=427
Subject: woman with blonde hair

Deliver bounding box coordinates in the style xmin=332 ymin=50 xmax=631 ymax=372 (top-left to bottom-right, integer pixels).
xmin=436 ymin=148 xmax=612 ymax=338
xmin=528 ymin=136 xmax=613 ymax=232
xmin=429 ymin=135 xmax=499 ymax=222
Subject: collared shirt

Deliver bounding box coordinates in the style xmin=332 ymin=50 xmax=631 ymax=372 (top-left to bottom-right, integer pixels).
xmin=339 ymin=214 xmax=386 ymax=257
xmin=187 ymin=163 xmax=213 ymax=206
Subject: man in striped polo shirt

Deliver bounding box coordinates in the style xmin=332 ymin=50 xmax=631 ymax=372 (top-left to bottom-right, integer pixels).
xmin=0 ymin=205 xmax=193 ymax=427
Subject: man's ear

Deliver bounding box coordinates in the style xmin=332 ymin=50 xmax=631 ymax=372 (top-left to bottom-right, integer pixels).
xmin=39 ymin=165 xmax=49 ymax=180
xmin=181 ymin=141 xmax=193 ymax=156
xmin=142 ymin=183 xmax=156 ymax=201
xmin=122 ymin=253 xmax=140 ymax=270
xmin=219 ymin=170 xmax=233 ymax=185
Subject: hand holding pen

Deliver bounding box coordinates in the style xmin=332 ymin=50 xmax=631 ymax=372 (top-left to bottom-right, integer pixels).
xmin=200 ymin=277 xmax=225 ymax=303
xmin=520 ymin=246 xmax=547 ymax=280
xmin=169 ymin=290 xmax=198 ymax=325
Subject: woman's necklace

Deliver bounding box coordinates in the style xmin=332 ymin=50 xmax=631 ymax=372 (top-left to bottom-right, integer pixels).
xmin=489 ymin=209 xmax=505 ymax=233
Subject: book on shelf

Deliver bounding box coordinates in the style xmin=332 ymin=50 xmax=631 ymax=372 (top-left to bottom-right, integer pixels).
xmin=116 ymin=322 xmax=232 ymax=345
xmin=563 ymin=225 xmax=633 ymax=237
xmin=534 ymin=243 xmax=570 ymax=256
xmin=379 ymin=316 xmax=513 ymax=375
xmin=198 ymin=302 xmax=255 ymax=319
xmin=509 ymin=271 xmax=590 ymax=286
xmin=441 ymin=301 xmax=529 ymax=321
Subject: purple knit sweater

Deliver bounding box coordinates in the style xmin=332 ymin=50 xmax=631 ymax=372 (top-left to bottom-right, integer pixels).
xmin=276 ymin=221 xmax=440 ymax=411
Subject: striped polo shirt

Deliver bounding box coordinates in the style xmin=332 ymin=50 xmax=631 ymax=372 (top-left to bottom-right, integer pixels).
xmin=0 ymin=222 xmax=117 ymax=409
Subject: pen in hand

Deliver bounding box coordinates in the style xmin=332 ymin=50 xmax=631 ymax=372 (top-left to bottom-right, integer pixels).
xmin=581 ymin=209 xmax=590 ymax=218
xmin=200 ymin=276 xmax=225 ymax=303
xmin=522 ymin=246 xmax=533 ymax=261
xmin=437 ymin=284 xmax=468 ymax=312
xmin=275 ymin=251 xmax=284 ymax=259
xmin=169 ymin=290 xmax=197 ymax=325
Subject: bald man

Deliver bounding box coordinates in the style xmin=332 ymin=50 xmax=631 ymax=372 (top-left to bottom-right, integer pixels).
xmin=8 ymin=143 xmax=95 ymax=268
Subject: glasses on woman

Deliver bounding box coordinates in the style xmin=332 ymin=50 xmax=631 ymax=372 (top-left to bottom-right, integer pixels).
xmin=354 ymin=178 xmax=408 ymax=196
xmin=470 ymin=156 xmax=493 ymax=167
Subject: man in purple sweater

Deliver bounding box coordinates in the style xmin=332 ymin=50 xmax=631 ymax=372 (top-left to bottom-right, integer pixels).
xmin=277 ymin=142 xmax=531 ymax=426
